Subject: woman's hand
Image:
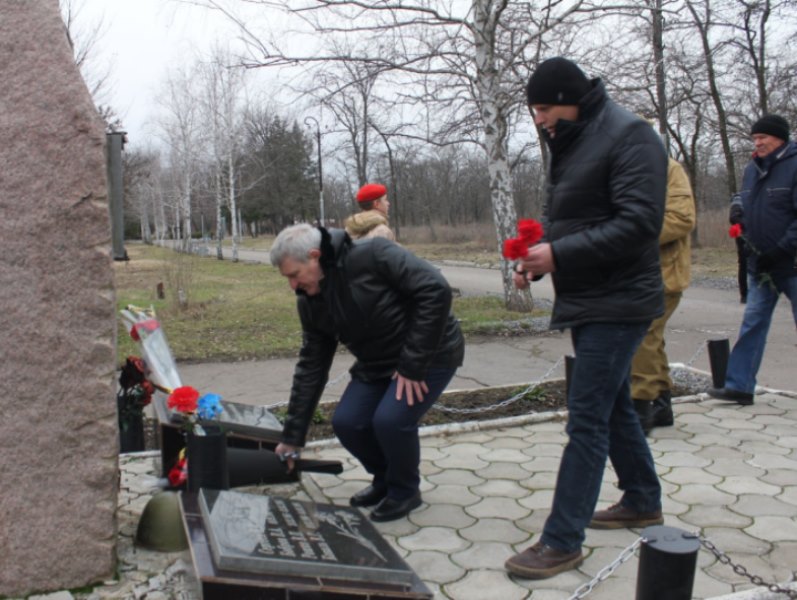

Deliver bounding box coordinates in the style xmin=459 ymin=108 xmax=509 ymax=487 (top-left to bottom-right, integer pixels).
xmin=274 ymin=442 xmax=301 ymax=473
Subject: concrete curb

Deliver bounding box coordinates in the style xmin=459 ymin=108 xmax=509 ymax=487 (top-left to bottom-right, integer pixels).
xmin=706 ymin=582 xmax=797 ymax=600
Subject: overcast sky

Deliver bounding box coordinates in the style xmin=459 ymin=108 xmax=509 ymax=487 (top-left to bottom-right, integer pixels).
xmin=78 ymin=0 xmax=249 ymax=147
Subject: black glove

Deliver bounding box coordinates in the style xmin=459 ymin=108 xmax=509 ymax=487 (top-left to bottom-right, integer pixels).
xmin=729 ymin=203 xmax=744 ymax=225
xmin=756 ymin=247 xmax=788 ymax=273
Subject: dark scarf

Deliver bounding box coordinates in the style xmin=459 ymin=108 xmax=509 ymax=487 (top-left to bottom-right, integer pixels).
xmin=543 ymin=78 xmax=607 ymax=159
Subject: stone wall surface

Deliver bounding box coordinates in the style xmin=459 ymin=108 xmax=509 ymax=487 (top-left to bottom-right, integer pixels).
xmin=0 ymin=0 xmax=118 ymax=596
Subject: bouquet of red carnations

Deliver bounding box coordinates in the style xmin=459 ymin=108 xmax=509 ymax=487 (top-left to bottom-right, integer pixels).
xmin=503 ymin=218 xmax=544 ymax=260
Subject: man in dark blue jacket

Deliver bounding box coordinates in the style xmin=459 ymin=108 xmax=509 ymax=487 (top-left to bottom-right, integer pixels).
xmin=271 ymin=223 xmax=464 ymax=522
xmin=505 ymin=57 xmax=667 ymax=580
xmin=711 ymin=115 xmax=797 ymax=405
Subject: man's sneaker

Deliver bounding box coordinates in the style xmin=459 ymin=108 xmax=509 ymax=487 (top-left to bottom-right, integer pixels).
xmin=505 ymin=541 xmax=583 ymax=579
xmin=589 ymin=502 xmax=663 ymax=529
xmin=708 ymin=387 xmax=754 ymax=406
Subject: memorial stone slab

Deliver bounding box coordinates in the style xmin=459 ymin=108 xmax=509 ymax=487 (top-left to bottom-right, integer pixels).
xmin=0 ymin=2 xmax=117 ymax=596
xmin=200 ymin=489 xmax=414 ymax=585
xmin=180 ymin=491 xmax=433 ymax=599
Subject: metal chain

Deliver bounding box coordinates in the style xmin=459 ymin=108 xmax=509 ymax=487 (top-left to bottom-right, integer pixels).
xmin=564 ymin=532 xmax=796 ymax=599
xmin=432 ymin=356 xmax=564 ymax=414
xmin=698 ymin=534 xmax=797 ymax=599
xmin=568 ymin=537 xmax=643 ymax=599
xmin=433 ymin=337 xmax=712 ymax=416
xmin=269 ymin=338 xmax=708 ymax=414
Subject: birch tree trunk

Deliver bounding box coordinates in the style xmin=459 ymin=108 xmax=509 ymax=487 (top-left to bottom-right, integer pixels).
xmin=215 ymin=170 xmax=224 ymax=260
xmin=228 ymin=152 xmax=239 ymax=262
xmin=472 ymin=0 xmax=533 ymax=311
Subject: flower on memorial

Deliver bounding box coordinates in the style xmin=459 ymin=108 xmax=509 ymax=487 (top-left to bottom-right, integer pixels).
xmin=167 ymin=449 xmax=188 ymax=488
xmin=502 ymin=218 xmax=544 ymax=260
xmin=167 ymin=386 xmax=223 ymax=434
xmin=167 ymin=386 xmax=200 ymax=413
xmin=117 ymin=356 xmax=154 ymax=432
xmin=197 ymin=393 xmax=224 ymax=420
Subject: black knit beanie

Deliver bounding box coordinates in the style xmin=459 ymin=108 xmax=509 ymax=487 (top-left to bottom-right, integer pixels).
xmin=526 ymin=57 xmax=591 ymax=106
xmin=751 ymin=114 xmax=790 ymax=141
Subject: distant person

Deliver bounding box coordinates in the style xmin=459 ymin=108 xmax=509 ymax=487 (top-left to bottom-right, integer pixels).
xmin=344 ymin=183 xmax=395 ymax=241
xmin=504 ymin=57 xmax=666 ymax=580
xmin=271 ymin=223 xmax=464 ymax=522
xmin=631 ymin=157 xmax=696 ymax=434
xmin=710 ymin=114 xmax=797 ymax=405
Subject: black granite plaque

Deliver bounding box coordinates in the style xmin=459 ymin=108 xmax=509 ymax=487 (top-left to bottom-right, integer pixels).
xmin=199 ymin=489 xmax=415 ymax=586
xmin=154 ymin=394 xmax=292 ymax=483
xmin=154 ymin=394 xmax=283 ymax=439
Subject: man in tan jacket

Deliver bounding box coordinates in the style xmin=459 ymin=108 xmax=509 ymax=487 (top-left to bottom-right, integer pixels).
xmin=631 ymin=158 xmax=696 ymax=434
xmin=344 ymin=183 xmax=396 ymax=241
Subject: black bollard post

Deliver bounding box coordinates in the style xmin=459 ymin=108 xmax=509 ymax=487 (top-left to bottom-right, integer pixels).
xmin=565 ymin=355 xmax=575 ymax=399
xmin=707 ymin=339 xmax=730 ymax=389
xmin=636 ymin=526 xmax=700 ymax=600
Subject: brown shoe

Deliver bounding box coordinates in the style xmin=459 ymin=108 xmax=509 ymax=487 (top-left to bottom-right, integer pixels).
xmin=505 ymin=541 xmax=583 ymax=579
xmin=589 ymin=502 xmax=663 ymax=529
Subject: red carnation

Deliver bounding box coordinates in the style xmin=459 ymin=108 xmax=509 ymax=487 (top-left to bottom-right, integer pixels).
xmin=167 ymin=456 xmax=187 ymax=488
xmin=130 ymin=319 xmax=160 ymax=342
xmin=728 ymin=224 xmax=743 ymax=239
xmin=167 ymin=386 xmax=200 ymax=414
xmin=503 ymin=238 xmax=529 ymax=260
xmin=518 ymin=219 xmax=544 ymax=245
xmin=503 ymin=218 xmax=544 ymax=260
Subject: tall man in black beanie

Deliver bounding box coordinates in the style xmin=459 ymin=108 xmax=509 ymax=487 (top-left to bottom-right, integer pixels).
xmin=710 ymin=114 xmax=797 ymax=405
xmin=505 ymin=57 xmax=667 ymax=580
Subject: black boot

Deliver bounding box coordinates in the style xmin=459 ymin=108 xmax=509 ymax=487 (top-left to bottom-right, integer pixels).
xmin=650 ymin=391 xmax=674 ymax=428
xmin=633 ymin=400 xmax=654 ymax=436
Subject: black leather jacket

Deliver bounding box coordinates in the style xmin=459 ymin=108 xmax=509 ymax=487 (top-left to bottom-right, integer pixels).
xmin=543 ymin=80 xmax=667 ymax=329
xmin=281 ymin=228 xmax=464 ymax=446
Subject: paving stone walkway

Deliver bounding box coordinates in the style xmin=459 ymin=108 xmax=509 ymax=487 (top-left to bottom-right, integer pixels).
xmin=30 ymin=389 xmax=797 ymax=600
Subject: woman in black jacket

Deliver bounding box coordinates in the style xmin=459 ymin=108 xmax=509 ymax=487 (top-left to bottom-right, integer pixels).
xmin=271 ymin=224 xmax=464 ymax=522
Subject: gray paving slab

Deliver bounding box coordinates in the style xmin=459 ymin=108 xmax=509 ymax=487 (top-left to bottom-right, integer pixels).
xmin=30 ymin=382 xmax=797 ymax=599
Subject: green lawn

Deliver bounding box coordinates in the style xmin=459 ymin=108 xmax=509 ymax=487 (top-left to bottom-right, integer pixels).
xmin=114 ymin=243 xmax=547 ymax=362
xmin=115 ymin=242 xmax=735 ymax=363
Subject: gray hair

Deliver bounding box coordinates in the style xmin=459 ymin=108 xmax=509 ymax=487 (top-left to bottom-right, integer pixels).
xmin=269 ymin=223 xmax=322 ymax=267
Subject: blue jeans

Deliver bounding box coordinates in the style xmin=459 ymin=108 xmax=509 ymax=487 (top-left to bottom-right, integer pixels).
xmin=725 ymin=273 xmax=797 ymax=394
xmin=541 ymin=322 xmax=662 ymax=553
xmin=332 ymin=368 xmax=457 ymax=500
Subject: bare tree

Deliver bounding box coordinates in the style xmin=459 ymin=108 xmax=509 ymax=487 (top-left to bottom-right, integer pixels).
xmin=158 ymin=66 xmax=204 ymax=250
xmin=124 ymin=148 xmax=162 ymax=244
xmin=60 ymin=0 xmax=120 ymax=129
xmin=198 ymin=45 xmax=248 ymax=261
xmin=183 ymin=0 xmax=618 ymax=310
xmin=309 ymin=51 xmax=381 ymax=187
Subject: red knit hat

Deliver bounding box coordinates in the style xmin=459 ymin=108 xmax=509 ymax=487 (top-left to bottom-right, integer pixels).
xmin=356 ymin=183 xmax=387 ymax=203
